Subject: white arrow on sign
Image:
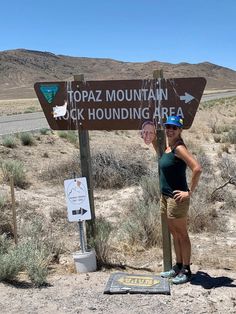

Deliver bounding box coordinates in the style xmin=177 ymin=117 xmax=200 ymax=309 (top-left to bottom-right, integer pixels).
xmin=180 ymin=92 xmax=194 ymax=103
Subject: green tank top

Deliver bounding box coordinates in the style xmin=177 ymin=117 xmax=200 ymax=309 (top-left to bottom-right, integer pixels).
xmin=159 ymin=145 xmax=189 ymax=198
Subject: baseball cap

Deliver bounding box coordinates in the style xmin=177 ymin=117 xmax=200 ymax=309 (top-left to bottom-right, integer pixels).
xmin=164 ymin=116 xmax=184 ymax=128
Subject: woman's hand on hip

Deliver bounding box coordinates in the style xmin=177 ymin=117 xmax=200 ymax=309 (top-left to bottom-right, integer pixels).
xmin=173 ymin=190 xmax=190 ymax=202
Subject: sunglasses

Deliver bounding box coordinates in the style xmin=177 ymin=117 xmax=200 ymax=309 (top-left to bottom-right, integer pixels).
xmin=165 ymin=125 xmax=179 ymax=130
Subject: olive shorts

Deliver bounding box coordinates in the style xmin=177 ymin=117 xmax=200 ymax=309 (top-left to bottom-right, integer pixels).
xmin=160 ymin=194 xmax=190 ymax=219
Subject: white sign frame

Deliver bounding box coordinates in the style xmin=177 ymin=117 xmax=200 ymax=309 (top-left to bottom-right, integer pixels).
xmin=64 ymin=177 xmax=91 ymax=221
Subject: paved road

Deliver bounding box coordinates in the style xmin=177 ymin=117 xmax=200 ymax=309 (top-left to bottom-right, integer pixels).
xmin=0 ymin=91 xmax=236 ymax=136
xmin=201 ymin=90 xmax=236 ymax=102
xmin=0 ymin=112 xmax=49 ymax=136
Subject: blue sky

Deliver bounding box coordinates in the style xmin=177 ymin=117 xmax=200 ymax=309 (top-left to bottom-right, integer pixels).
xmin=1 ymin=0 xmax=236 ymax=70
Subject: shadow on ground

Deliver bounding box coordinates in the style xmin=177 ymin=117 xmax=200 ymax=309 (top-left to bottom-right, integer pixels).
xmin=190 ymin=271 xmax=236 ymax=289
xmin=2 ymin=279 xmax=52 ymax=289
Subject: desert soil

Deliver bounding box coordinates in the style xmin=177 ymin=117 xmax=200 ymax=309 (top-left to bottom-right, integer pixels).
xmin=0 ymin=266 xmax=236 ymax=314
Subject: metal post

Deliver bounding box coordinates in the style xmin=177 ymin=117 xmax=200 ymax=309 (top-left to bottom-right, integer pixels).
xmin=153 ymin=70 xmax=172 ymax=271
xmin=78 ymin=221 xmax=86 ymax=253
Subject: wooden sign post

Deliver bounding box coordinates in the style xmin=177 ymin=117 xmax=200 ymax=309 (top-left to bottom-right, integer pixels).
xmin=10 ymin=176 xmax=18 ymax=245
xmin=153 ymin=70 xmax=172 ymax=272
xmin=74 ymin=75 xmax=96 ymax=240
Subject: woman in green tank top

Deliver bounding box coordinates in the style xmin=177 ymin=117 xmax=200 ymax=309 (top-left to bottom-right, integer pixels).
xmin=151 ymin=116 xmax=202 ymax=284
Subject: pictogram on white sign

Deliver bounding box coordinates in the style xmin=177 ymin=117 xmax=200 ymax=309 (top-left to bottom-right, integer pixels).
xmin=64 ymin=177 xmax=91 ymax=221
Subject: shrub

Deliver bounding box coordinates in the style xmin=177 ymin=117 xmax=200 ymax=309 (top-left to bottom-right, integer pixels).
xmin=42 ymin=147 xmax=149 ymax=188
xmin=188 ymin=204 xmax=220 ymax=233
xmin=40 ymin=128 xmax=50 ymax=135
xmin=21 ymin=217 xmax=63 ymax=261
xmin=2 ymin=135 xmax=17 ymax=148
xmin=91 ymin=149 xmax=149 ymax=189
xmin=0 ymin=237 xmax=49 ymax=286
xmin=122 ymin=199 xmax=162 ymax=248
xmin=20 ymin=240 xmax=49 ymax=287
xmin=0 ymin=194 xmax=6 ymax=208
xmin=40 ymin=154 xmax=81 ymax=184
xmin=214 ymin=125 xmax=231 ymax=134
xmin=188 ymin=166 xmax=226 ymax=233
xmin=67 ymin=131 xmax=78 ymax=145
xmin=24 ymin=107 xmax=36 ymax=114
xmin=0 ymin=235 xmax=24 ymax=281
xmin=22 ymin=216 xmax=63 ymax=265
xmin=58 ymin=131 xmax=78 ymax=145
xmin=208 ymin=117 xmax=221 ymax=133
xmin=20 ymin=132 xmax=35 ymax=146
xmin=196 ymin=151 xmax=213 ymax=183
xmin=0 ymin=197 xmax=14 ymax=237
xmin=120 ymin=170 xmax=161 ymax=248
xmin=222 ymin=129 xmax=236 ymax=144
xmin=87 ymin=217 xmax=113 ymax=268
xmin=57 ymin=131 xmax=68 ymax=139
xmin=50 ymin=208 xmax=67 ymax=222
xmin=0 ymin=247 xmax=24 ymax=282
xmin=0 ymin=234 xmax=11 ymax=255
xmin=182 ymin=152 xmax=226 ymax=233
xmin=220 ymin=190 xmax=236 ymax=212
xmin=139 ymin=171 xmax=160 ymax=204
xmin=218 ymin=155 xmax=236 ymax=181
xmin=0 ymin=159 xmax=27 ymax=188
xmin=188 ymin=184 xmax=223 ymax=233
xmin=0 ymin=217 xmax=64 ymax=286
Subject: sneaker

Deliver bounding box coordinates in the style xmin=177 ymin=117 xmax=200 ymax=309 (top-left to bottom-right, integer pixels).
xmin=172 ymin=270 xmax=192 ymax=284
xmin=160 ymin=264 xmax=180 ymax=278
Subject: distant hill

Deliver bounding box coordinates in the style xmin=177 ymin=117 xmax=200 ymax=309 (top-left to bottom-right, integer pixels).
xmin=1 ymin=49 xmax=236 ymax=99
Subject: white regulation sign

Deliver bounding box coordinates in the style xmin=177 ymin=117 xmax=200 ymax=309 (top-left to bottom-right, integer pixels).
xmin=64 ymin=177 xmax=91 ymax=222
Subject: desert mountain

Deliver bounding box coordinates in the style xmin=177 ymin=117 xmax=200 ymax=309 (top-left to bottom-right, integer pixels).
xmin=1 ymin=49 xmax=236 ymax=99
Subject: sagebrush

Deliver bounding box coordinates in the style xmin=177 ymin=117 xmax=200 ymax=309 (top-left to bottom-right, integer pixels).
xmin=0 ymin=159 xmax=28 ymax=188
xmin=0 ymin=217 xmax=63 ymax=287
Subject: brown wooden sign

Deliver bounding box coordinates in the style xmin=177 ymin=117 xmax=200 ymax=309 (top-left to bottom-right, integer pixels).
xmin=34 ymin=77 xmax=206 ymax=130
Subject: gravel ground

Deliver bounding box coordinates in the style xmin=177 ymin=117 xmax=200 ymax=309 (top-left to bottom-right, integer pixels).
xmin=0 ymin=266 xmax=236 ymax=314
